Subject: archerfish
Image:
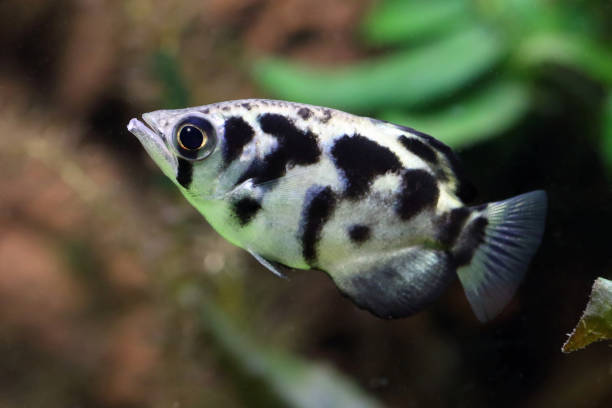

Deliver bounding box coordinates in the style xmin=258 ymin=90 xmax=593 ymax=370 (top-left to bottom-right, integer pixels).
xmin=128 ymin=99 xmax=547 ymax=322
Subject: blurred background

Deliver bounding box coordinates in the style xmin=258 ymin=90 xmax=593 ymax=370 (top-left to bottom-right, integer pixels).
xmin=1 ymin=0 xmax=611 ymax=407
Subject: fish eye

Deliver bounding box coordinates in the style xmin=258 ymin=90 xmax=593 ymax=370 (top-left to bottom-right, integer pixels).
xmin=177 ymin=124 xmax=206 ymax=151
xmin=172 ymin=116 xmax=217 ymax=160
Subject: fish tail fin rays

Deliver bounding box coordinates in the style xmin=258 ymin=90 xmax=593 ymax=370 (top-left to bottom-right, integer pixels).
xmin=454 ymin=190 xmax=547 ymax=322
xmin=326 ymin=249 xmax=455 ymax=319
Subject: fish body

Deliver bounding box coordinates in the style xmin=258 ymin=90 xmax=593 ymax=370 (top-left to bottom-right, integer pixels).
xmin=128 ymin=99 xmax=547 ymax=321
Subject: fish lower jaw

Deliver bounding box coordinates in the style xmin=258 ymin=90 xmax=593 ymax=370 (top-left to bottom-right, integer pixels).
xmin=126 ymin=118 xmax=177 ymax=179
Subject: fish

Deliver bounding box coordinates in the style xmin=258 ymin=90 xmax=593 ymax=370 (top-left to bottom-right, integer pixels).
xmin=127 ymin=99 xmax=547 ymax=322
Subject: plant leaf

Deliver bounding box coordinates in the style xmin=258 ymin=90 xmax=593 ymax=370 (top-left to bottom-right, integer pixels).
xmin=253 ymin=26 xmax=507 ymax=112
xmin=361 ymin=0 xmax=472 ymax=46
xmin=562 ymin=277 xmax=612 ymax=353
xmin=517 ymin=32 xmax=612 ymax=85
xmin=380 ymin=81 xmax=529 ymax=148
xmin=152 ymin=50 xmax=190 ymax=108
xmin=601 ymin=90 xmax=612 ymax=177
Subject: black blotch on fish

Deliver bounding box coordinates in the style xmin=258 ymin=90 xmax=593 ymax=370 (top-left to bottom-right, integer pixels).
xmin=331 ymin=134 xmax=403 ymax=199
xmin=222 ymin=117 xmax=255 ymax=166
xmin=176 ymin=158 xmax=193 ymax=189
xmin=395 ymin=125 xmax=476 ymax=203
xmin=437 ymin=207 xmax=471 ymax=246
xmin=241 ymin=103 xmax=252 ymax=110
xmin=232 ymin=197 xmax=262 ymax=226
xmin=348 ymin=224 xmax=371 ymax=244
xmin=398 ymin=135 xmax=438 ymax=164
xmin=452 ymin=216 xmax=488 ymax=267
xmin=301 ymin=186 xmax=336 ymax=264
xmin=297 ymin=107 xmax=312 ymax=120
xmin=395 ymin=169 xmax=440 ymax=220
xmin=258 ymin=114 xmax=321 ymax=166
xmin=320 ymin=109 xmax=332 ymax=123
xmin=419 ymin=134 xmax=476 ymax=202
xmin=236 ymin=114 xmax=321 ymax=187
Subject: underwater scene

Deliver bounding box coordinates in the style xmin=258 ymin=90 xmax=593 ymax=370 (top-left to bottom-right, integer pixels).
xmin=0 ymin=0 xmax=611 ymax=407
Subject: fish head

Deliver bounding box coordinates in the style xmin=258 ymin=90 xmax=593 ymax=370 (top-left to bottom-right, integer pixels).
xmin=128 ymin=107 xmax=224 ymax=198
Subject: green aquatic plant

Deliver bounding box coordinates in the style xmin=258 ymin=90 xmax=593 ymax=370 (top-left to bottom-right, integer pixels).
xmin=254 ymin=25 xmax=505 ymax=114
xmin=563 ymin=277 xmax=612 ymax=353
xmin=381 ymin=80 xmax=529 ymax=148
xmin=153 ymin=49 xmax=191 ymax=109
xmin=601 ymin=91 xmax=612 ymax=177
xmin=253 ymin=0 xmax=612 ymax=151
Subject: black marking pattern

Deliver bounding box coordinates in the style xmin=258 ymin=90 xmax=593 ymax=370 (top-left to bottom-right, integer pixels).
xmin=417 ymin=133 xmax=476 ymax=203
xmin=176 ymin=158 xmax=193 ymax=188
xmin=398 ymin=135 xmax=438 ymax=164
xmin=301 ymin=186 xmax=336 ymax=264
xmin=320 ymin=109 xmax=332 ymax=123
xmin=235 ymin=114 xmax=321 ymax=186
xmin=395 ymin=125 xmax=476 ymax=203
xmin=297 ymin=107 xmax=312 ymax=120
xmin=395 ymin=169 xmax=440 ymax=220
xmin=232 ymin=197 xmax=262 ymax=226
xmin=222 ymin=117 xmax=255 ymax=166
xmin=453 ymin=216 xmax=488 ymax=267
xmin=437 ymin=207 xmax=471 ymax=246
xmin=331 ymin=134 xmax=403 ymax=199
xmin=348 ymin=224 xmax=371 ymax=244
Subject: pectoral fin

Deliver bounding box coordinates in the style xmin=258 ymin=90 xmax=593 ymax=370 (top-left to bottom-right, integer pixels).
xmin=248 ymin=249 xmax=289 ymax=279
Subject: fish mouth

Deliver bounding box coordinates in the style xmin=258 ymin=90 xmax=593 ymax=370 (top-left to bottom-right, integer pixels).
xmin=127 ymin=115 xmax=177 ymax=179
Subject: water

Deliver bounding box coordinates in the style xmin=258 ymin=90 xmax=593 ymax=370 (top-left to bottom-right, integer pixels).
xmin=0 ymin=1 xmax=611 ymax=407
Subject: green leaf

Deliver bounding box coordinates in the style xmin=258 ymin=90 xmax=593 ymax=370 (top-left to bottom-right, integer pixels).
xmin=253 ymin=26 xmax=507 ymax=112
xmin=517 ymin=32 xmax=612 ymax=85
xmin=601 ymin=90 xmax=612 ymax=176
xmin=562 ymin=277 xmax=612 ymax=353
xmin=380 ymin=81 xmax=529 ymax=148
xmin=361 ymin=0 xmax=472 ymax=46
xmin=476 ymin=0 xmax=568 ymax=36
xmin=152 ymin=50 xmax=190 ymax=108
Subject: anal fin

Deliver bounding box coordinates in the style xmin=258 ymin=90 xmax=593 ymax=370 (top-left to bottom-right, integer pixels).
xmin=326 ymin=248 xmax=454 ymax=319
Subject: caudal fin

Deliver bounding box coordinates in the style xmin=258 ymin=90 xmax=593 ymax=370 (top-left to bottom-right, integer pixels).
xmin=455 ymin=190 xmax=547 ymax=322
